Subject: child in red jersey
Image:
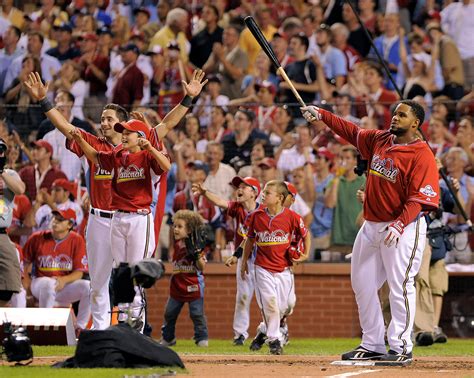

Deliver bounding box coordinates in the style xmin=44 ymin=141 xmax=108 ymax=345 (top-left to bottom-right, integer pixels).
xmin=241 ymin=180 xmax=311 ymax=355
xmin=160 ymin=210 xmax=208 ymax=347
xmin=69 ymin=119 xmax=170 ymax=332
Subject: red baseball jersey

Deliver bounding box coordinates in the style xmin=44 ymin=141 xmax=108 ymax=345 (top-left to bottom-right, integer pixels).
xmin=247 ymin=207 xmax=308 ymax=273
xmin=227 ymin=201 xmax=259 ymax=247
xmin=97 ymin=147 xmax=165 ymax=212
xmin=23 ymin=230 xmax=88 ymax=278
xmin=320 ymin=110 xmax=440 ymax=222
xmin=66 ymin=129 xmax=116 ymax=210
xmin=169 ymin=239 xmax=204 ymax=302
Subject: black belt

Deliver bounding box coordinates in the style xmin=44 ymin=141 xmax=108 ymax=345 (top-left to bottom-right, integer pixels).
xmin=90 ymin=208 xmax=113 ymax=219
xmin=0 ymin=228 xmax=6 ymax=234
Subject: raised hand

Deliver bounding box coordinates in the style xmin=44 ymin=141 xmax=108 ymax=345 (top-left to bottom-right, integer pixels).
xmin=182 ymin=69 xmax=208 ymax=98
xmin=69 ymin=128 xmax=83 ymax=141
xmin=130 ymin=111 xmax=152 ymax=129
xmin=191 ymin=182 xmax=206 ymax=196
xmin=301 ymin=105 xmax=322 ymax=123
xmin=225 ymin=255 xmax=238 ymax=267
xmin=138 ymin=137 xmax=152 ymax=151
xmin=23 ymin=72 xmax=49 ymax=101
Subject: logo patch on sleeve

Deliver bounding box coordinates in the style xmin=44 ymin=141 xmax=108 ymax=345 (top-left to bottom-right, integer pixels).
xmin=420 ymin=185 xmax=437 ymax=198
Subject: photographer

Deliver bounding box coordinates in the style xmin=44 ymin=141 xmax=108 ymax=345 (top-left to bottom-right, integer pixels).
xmin=159 ymin=210 xmax=209 ymax=347
xmin=0 ymin=138 xmax=25 ymax=306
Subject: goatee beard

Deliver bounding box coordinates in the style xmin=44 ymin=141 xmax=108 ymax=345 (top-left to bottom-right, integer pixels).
xmin=389 ymin=127 xmax=408 ymax=136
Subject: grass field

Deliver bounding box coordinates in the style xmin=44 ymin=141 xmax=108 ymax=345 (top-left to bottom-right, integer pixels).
xmin=1 ymin=338 xmax=474 ymax=377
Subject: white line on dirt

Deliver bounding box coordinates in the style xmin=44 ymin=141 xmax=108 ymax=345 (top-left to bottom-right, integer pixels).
xmin=325 ymin=369 xmax=382 ymax=378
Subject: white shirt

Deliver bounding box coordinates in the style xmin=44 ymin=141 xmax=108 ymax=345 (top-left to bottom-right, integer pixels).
xmin=204 ymin=163 xmax=236 ymax=201
xmin=34 ymin=200 xmax=84 ymax=232
xmin=277 ymin=146 xmax=315 ymax=175
xmin=69 ymin=79 xmax=87 ymax=120
xmin=43 ymin=128 xmax=82 ymax=181
xmin=290 ymin=193 xmax=311 ymax=218
xmin=441 ymin=2 xmax=474 ymax=59
xmin=194 ymin=94 xmax=229 ymax=127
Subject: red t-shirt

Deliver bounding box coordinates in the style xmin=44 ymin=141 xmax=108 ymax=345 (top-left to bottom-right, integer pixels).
xmin=247 ymin=207 xmax=308 ymax=273
xmin=97 ymin=147 xmax=164 ymax=212
xmin=66 ymin=129 xmax=116 ymax=211
xmin=8 ymin=194 xmax=32 ymax=244
xmin=320 ymin=110 xmax=440 ymax=222
xmin=227 ymin=201 xmax=259 ymax=247
xmin=170 ymin=239 xmax=204 ymax=302
xmin=23 ymin=230 xmax=88 ymax=278
xmin=18 ymin=165 xmax=68 ymax=201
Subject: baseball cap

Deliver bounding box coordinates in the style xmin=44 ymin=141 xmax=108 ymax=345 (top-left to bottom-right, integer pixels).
xmin=284 ymin=181 xmax=298 ymax=197
xmin=258 ymin=157 xmax=277 ymax=169
xmin=207 ymin=74 xmax=221 ymax=84
xmin=316 ymin=147 xmax=335 ymax=161
xmin=426 ymin=21 xmax=442 ymax=33
xmin=53 ymin=23 xmax=73 ymax=33
xmin=133 ymin=7 xmax=151 ymax=18
xmin=119 ymin=43 xmax=140 ymax=55
xmin=187 ymin=160 xmax=210 ymax=175
xmin=130 ymin=31 xmax=145 ymax=41
xmin=30 ymin=140 xmax=53 ymax=156
xmin=231 ymin=176 xmax=261 ymax=197
xmin=97 ymin=26 xmax=114 ymax=36
xmin=114 ymin=119 xmax=150 ymax=139
xmin=52 ymin=208 xmax=77 ymax=223
xmin=80 ymin=33 xmax=99 ymax=42
xmin=52 ymin=179 xmax=77 ymax=198
xmin=146 ymin=45 xmax=164 ymax=56
xmin=255 ymin=80 xmax=276 ymax=96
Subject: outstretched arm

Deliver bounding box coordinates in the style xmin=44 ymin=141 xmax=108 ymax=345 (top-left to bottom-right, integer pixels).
xmin=24 ymin=72 xmax=75 ymax=139
xmin=191 ymin=183 xmax=229 ymax=209
xmin=154 ymin=69 xmax=208 ymax=141
xmin=69 ymin=128 xmax=99 ymax=164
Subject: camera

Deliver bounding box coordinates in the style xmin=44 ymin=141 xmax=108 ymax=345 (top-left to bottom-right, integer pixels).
xmin=1 ymin=322 xmax=33 ymax=363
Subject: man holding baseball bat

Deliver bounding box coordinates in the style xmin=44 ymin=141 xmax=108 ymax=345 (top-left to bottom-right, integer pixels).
xmin=301 ymin=101 xmax=439 ymax=365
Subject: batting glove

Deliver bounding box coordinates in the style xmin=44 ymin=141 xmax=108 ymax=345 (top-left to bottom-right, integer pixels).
xmin=300 ymin=106 xmax=322 ymax=123
xmin=380 ymin=220 xmax=405 ymax=248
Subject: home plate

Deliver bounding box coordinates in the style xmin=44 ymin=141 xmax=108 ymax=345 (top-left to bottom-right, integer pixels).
xmin=331 ymin=360 xmax=411 ymax=367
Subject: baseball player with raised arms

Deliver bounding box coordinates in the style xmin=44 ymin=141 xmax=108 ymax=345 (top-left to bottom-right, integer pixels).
xmin=301 ymin=100 xmax=440 ymax=364
xmin=192 ymin=176 xmax=261 ymax=345
xmin=24 ymin=70 xmax=208 ymax=330
xmin=241 ymin=180 xmax=310 ymax=355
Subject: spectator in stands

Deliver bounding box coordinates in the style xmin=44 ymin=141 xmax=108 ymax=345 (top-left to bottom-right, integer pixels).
xmin=303 ymin=15 xmax=319 ymax=58
xmin=173 ymin=138 xmax=199 ymax=187
xmin=189 ymin=5 xmax=223 ymax=69
xmin=31 ymin=0 xmax=69 ymax=39
xmin=325 ymin=145 xmax=365 ymax=254
xmin=4 ymin=32 xmax=61 ymax=94
xmin=46 ymin=23 xmax=81 ymax=63
xmin=194 ymin=75 xmax=229 ymax=129
xmin=428 ymin=117 xmax=451 ymax=158
xmin=241 ymin=52 xmax=279 ymax=97
xmin=4 ymin=56 xmax=45 ymax=140
xmin=111 ymin=43 xmax=144 ymax=111
xmin=276 ymin=124 xmax=315 ymax=178
xmin=131 ymin=7 xmax=159 ymax=44
xmin=291 ymin=164 xmax=316 ymax=217
xmin=310 ymin=148 xmax=335 ymax=258
xmin=150 ymin=8 xmax=189 ymax=63
xmin=456 ymin=116 xmax=474 ymax=169
xmin=0 ymin=0 xmax=24 ymax=30
xmin=359 ymin=116 xmax=378 ymax=130
xmin=19 ymin=140 xmax=67 ymax=201
xmin=441 ymin=0 xmax=474 ymax=90
xmin=368 ymin=13 xmax=406 ymax=91
xmin=52 ymin=61 xmax=87 ymax=120
xmin=23 ymin=208 xmax=91 ymax=334
xmin=97 ymin=26 xmax=113 ymax=57
xmin=270 ymin=33 xmax=293 ymax=73
xmin=221 ymin=109 xmax=268 ymax=167
xmin=355 ymin=61 xmax=398 ymax=129
xmin=74 ymin=13 xmax=97 ymax=37
xmin=156 ymin=0 xmax=173 ymax=30
xmin=341 ymin=2 xmax=372 ymax=57
xmin=110 ymin=15 xmax=130 ymax=46
xmin=358 ymin=0 xmax=377 ymax=34
xmin=426 ymin=22 xmax=465 ymax=100
xmin=330 ymin=23 xmax=361 ymax=73
xmin=197 ymin=106 xmax=230 ymax=152
xmin=25 ymin=178 xmax=83 ymax=232
xmin=432 ymin=95 xmax=456 ymax=132
xmin=0 ymin=25 xmax=22 ymax=93
xmin=204 ymin=141 xmax=236 ymax=201
xmin=203 ymin=25 xmax=248 ymax=100
xmin=315 ymin=24 xmax=347 ymax=90
xmin=82 ymin=0 xmax=112 ymax=28
xmin=334 ymin=93 xmax=360 ymax=124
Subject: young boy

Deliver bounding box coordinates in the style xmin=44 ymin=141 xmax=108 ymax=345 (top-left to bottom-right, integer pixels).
xmin=69 ymin=119 xmax=170 ymax=332
xmin=160 ymin=209 xmax=208 ymax=347
xmin=241 ymin=180 xmax=310 ymax=355
xmin=192 ymin=176 xmax=261 ymax=345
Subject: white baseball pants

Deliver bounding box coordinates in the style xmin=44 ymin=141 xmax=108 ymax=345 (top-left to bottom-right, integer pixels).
xmin=351 ymin=218 xmax=426 ymax=355
xmin=233 ymin=257 xmax=255 ymax=339
xmin=254 ymin=265 xmax=296 ymax=342
xmin=10 ymin=287 xmax=26 ymax=307
xmin=86 ymin=209 xmax=114 ymax=330
xmin=31 ymin=277 xmax=91 ymax=329
xmin=111 ymin=212 xmax=155 ymax=321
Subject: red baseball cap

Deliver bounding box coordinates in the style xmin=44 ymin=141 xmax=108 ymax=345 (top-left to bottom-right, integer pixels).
xmin=284 ymin=181 xmax=298 ymax=197
xmin=114 ymin=119 xmax=150 ymax=139
xmin=258 ymin=157 xmax=277 ymax=169
xmin=316 ymin=147 xmax=335 ymax=161
xmin=255 ymin=80 xmax=277 ymax=96
xmin=30 ymin=140 xmax=53 ymax=156
xmin=81 ymin=33 xmax=99 ymax=42
xmin=52 ymin=208 xmax=77 ymax=222
xmin=52 ymin=179 xmax=77 ymax=198
xmin=231 ymin=176 xmax=261 ymax=197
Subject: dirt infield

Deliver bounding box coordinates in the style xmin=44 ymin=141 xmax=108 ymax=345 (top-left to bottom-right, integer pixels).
xmin=9 ymin=355 xmax=474 ymax=377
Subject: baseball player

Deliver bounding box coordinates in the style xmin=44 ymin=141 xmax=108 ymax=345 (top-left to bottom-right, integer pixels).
xmin=241 ymin=180 xmax=310 ymax=355
xmin=192 ymin=176 xmax=261 ymax=345
xmin=24 ymin=70 xmax=208 ymax=330
xmin=301 ymin=100 xmax=440 ymax=364
xmin=22 ymin=209 xmax=91 ymax=333
xmin=69 ymin=119 xmax=170 ymax=332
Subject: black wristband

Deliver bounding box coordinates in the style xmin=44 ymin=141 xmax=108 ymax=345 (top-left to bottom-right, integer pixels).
xmin=180 ymin=95 xmax=193 ymax=108
xmin=233 ymin=246 xmax=243 ymax=259
xmin=39 ymin=97 xmax=53 ymax=113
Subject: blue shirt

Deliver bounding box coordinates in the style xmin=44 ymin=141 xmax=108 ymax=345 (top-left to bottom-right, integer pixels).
xmin=320 ymin=46 xmax=347 ymax=80
xmin=310 ymin=173 xmax=334 ymax=237
xmin=165 ymin=163 xmax=178 ymax=214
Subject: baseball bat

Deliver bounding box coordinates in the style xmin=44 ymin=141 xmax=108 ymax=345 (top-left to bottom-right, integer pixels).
xmin=244 ymin=16 xmax=307 ymax=107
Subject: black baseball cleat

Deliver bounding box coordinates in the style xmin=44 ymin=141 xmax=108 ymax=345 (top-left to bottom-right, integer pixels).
xmin=341 ymin=345 xmax=385 ymax=360
xmin=415 ymin=332 xmax=434 ymax=346
xmin=233 ymin=334 xmax=245 ymax=346
xmin=433 ymin=326 xmax=448 ymax=343
xmin=249 ymin=331 xmax=267 ymax=351
xmin=269 ymin=339 xmax=283 ymax=355
xmin=379 ymin=350 xmax=413 ymax=365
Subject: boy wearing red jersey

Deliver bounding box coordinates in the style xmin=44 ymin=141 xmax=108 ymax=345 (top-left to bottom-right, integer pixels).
xmin=241 ymin=180 xmax=311 ymax=355
xmin=23 ymin=209 xmax=91 ymax=331
xmin=160 ymin=210 xmax=208 ymax=347
xmin=69 ymin=119 xmax=170 ymax=332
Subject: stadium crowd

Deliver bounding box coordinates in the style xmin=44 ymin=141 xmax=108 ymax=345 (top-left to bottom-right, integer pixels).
xmin=1 ymin=0 xmax=474 ymax=347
